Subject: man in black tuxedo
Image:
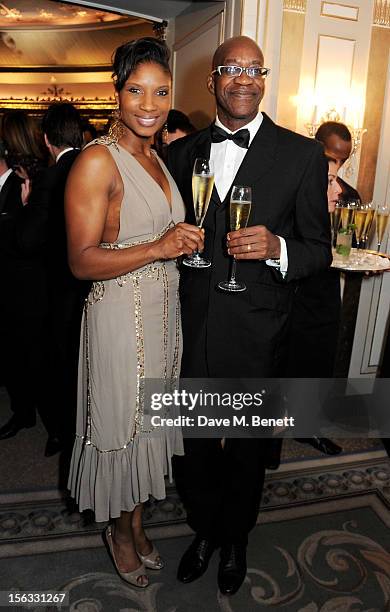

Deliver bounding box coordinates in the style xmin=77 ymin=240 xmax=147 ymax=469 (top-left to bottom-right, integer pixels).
xmin=39 ymin=103 xmax=88 ymax=462
xmin=167 ymin=36 xmax=331 ymax=595
xmin=0 ymin=141 xmax=50 ymax=440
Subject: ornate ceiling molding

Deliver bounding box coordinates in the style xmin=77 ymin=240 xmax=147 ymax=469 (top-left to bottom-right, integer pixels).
xmin=0 ymin=0 xmax=137 ymax=30
xmin=374 ymin=0 xmax=390 ymax=27
xmin=283 ymin=0 xmax=307 ymax=13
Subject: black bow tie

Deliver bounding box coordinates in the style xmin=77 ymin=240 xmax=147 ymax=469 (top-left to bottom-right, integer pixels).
xmin=211 ymin=124 xmax=250 ymax=149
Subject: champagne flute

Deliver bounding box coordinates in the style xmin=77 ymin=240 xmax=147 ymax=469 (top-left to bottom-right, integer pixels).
xmin=376 ymin=203 xmax=390 ymax=252
xmin=330 ymin=201 xmax=342 ymax=248
xmin=362 ymin=201 xmax=375 ymax=248
xmin=183 ymin=158 xmax=214 ymax=268
xmin=340 ymin=198 xmax=358 ymax=230
xmin=218 ymin=186 xmax=252 ymax=292
xmin=354 ymin=202 xmax=368 ymax=261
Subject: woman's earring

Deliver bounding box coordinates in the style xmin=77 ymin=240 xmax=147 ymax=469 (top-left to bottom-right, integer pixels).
xmin=107 ymin=105 xmax=124 ymax=143
xmin=162 ymin=123 xmax=168 ymax=145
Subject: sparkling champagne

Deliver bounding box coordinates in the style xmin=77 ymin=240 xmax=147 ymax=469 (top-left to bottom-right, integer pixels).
xmin=376 ymin=212 xmax=389 ymax=246
xmin=354 ymin=210 xmax=367 ymax=243
xmin=363 ymin=208 xmax=375 ymax=240
xmin=330 ymin=206 xmax=342 ymax=236
xmin=192 ymin=174 xmax=214 ymax=227
xmin=341 ymin=206 xmax=355 ymax=229
xmin=230 ymin=201 xmax=251 ymax=231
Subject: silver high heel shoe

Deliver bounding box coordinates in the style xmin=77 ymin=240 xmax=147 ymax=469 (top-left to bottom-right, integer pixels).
xmin=137 ymin=543 xmax=164 ymax=570
xmin=104 ymin=526 xmax=149 ymax=587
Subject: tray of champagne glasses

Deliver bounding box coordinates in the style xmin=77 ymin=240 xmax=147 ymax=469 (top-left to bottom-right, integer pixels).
xmin=331 ymin=248 xmax=390 ymax=272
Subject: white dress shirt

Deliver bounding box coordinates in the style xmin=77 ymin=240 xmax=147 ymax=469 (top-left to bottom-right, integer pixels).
xmin=210 ymin=113 xmax=288 ymax=273
xmin=0 ymin=168 xmax=13 ymax=192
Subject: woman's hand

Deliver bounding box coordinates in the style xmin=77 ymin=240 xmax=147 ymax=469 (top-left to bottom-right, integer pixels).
xmin=154 ymin=223 xmax=204 ymax=260
xmin=21 ymin=178 xmax=31 ymax=206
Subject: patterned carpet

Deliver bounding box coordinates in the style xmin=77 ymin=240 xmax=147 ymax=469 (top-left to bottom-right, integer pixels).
xmin=1 ymin=492 xmax=390 ymax=611
xmin=1 ymin=386 xmax=390 ymax=611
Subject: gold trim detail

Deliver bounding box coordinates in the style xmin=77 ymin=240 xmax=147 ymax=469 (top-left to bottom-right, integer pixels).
xmin=76 ymin=433 xmax=134 ymax=453
xmin=171 ymin=285 xmax=181 ymax=383
xmin=84 ymin=302 xmax=92 ymax=446
xmin=161 ymin=264 xmax=169 ymax=382
xmin=374 ymin=0 xmax=390 ymax=26
xmin=283 ymin=0 xmax=306 ymax=12
xmin=80 ymin=221 xmax=179 ymax=450
xmin=87 ymin=281 xmax=105 ymax=305
xmin=132 ymin=275 xmax=145 ymax=438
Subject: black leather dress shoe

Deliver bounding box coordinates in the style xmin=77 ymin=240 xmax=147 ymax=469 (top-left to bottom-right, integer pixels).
xmin=218 ymin=544 xmax=247 ymax=596
xmin=177 ymin=536 xmax=215 ymax=583
xmin=0 ymin=416 xmax=35 ymax=440
xmin=44 ymin=436 xmax=62 ymax=457
xmin=296 ymin=437 xmax=342 ymax=455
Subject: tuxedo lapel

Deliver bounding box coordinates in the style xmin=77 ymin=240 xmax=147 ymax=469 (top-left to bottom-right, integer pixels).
xmin=196 ymin=126 xmax=223 ymax=207
xmin=189 ymin=127 xmax=221 ymax=209
xmin=219 ymin=113 xmax=278 ymax=209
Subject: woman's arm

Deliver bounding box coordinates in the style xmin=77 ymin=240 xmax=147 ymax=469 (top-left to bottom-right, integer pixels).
xmin=65 ymin=145 xmax=203 ymax=281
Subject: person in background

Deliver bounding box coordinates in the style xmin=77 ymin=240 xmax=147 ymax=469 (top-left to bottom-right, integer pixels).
xmin=286 ymin=159 xmax=343 ymax=381
xmin=0 ymin=110 xmax=47 ymax=186
xmin=164 ymin=109 xmax=195 ymax=144
xmin=81 ymin=120 xmax=97 ymax=147
xmin=315 ymin=121 xmax=361 ymax=202
xmin=155 ymin=109 xmax=195 ymax=159
xmin=38 ymin=102 xmax=88 ymax=460
xmin=0 ymin=112 xmax=54 ymax=444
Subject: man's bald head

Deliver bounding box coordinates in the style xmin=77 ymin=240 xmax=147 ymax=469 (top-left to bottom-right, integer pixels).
xmin=212 ymin=36 xmax=264 ymax=69
xmin=208 ymin=35 xmax=266 ymax=131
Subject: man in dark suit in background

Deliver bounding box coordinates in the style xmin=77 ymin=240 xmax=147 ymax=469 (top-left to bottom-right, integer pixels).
xmin=39 ymin=103 xmax=88 ymax=463
xmin=0 ymin=140 xmax=51 ymax=441
xmin=168 ymin=36 xmax=331 ymax=595
xmin=315 ymin=121 xmax=360 ymax=202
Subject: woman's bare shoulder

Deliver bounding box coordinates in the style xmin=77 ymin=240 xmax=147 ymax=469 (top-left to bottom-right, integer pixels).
xmin=69 ymin=142 xmax=118 ymax=182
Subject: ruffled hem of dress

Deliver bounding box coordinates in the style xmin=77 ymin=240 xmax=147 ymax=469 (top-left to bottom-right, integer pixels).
xmin=67 ymin=431 xmax=184 ymax=523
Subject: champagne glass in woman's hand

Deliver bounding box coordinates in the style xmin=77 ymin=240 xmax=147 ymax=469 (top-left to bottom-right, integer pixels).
xmin=218 ymin=186 xmax=252 ymax=292
xmin=182 ymin=158 xmax=214 ymax=268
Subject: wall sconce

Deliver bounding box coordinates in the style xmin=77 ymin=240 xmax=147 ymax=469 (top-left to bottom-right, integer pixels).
xmin=305 ymin=107 xmax=342 ymax=137
xmin=343 ymin=126 xmax=367 ymax=179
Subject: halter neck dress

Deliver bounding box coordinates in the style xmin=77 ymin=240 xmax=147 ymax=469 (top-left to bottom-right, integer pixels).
xmin=68 ymin=140 xmax=184 ymax=522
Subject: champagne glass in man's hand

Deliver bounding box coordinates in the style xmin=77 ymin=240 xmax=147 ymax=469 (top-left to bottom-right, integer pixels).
xmin=218 ymin=186 xmax=252 ymax=292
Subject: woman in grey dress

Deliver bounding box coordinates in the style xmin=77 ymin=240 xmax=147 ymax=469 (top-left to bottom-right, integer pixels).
xmin=66 ymin=38 xmax=203 ymax=587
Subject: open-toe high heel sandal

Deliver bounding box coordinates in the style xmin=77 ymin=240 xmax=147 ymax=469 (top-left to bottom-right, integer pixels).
xmin=104 ymin=526 xmax=149 ymax=587
xmin=137 ymin=542 xmax=164 ymax=570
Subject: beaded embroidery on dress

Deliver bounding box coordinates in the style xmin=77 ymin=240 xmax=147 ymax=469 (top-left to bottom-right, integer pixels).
xmin=68 ymin=140 xmax=184 ymax=522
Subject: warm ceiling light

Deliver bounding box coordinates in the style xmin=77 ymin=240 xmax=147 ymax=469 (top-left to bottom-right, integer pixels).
xmin=0 ymin=4 xmax=21 ymax=19
xmin=39 ymin=9 xmax=53 ymax=19
xmin=77 ymin=10 xmax=88 ymax=17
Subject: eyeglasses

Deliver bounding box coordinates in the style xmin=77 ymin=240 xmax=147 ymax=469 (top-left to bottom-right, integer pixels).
xmin=212 ymin=65 xmax=271 ymax=79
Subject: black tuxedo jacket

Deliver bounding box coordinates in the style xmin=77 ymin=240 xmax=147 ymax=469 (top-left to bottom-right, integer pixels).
xmin=0 ymin=170 xmax=48 ymax=317
xmin=39 ymin=150 xmax=79 ymax=287
xmin=34 ymin=149 xmax=89 ymax=314
xmin=167 ymin=113 xmax=331 ymax=377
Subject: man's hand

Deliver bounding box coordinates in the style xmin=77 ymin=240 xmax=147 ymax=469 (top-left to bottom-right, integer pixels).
xmin=227 ymin=226 xmax=281 ymax=260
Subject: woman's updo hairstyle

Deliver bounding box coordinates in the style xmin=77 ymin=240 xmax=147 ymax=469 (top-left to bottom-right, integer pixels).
xmin=112 ymin=37 xmax=171 ymax=92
